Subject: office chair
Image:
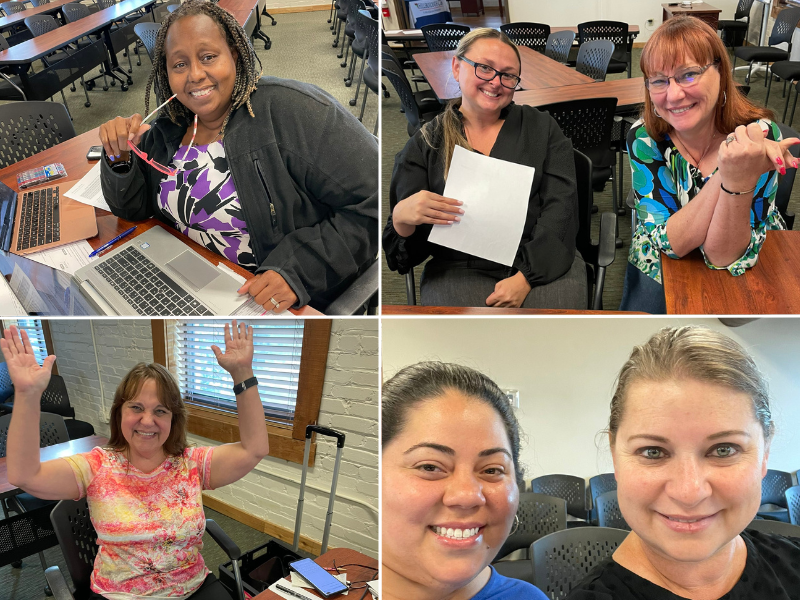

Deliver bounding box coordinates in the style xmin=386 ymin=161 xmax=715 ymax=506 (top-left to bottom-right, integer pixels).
xmin=545 ymin=30 xmax=575 ymax=64
xmin=421 ymin=23 xmax=470 ymax=52
xmin=382 ymin=48 xmax=442 ymax=137
xmin=530 ymin=474 xmax=588 ymax=522
xmin=500 ymin=22 xmax=550 ymax=53
xmin=785 ymin=486 xmax=800 ymax=525
xmin=346 ymin=7 xmax=369 ymax=102
xmin=133 ymin=20 xmax=161 ymax=62
xmin=596 ymin=490 xmax=630 ymax=530
xmin=719 ymin=0 xmax=756 ymax=50
xmin=0 ymin=0 xmax=27 ymax=13
xmin=765 ymin=62 xmax=800 ymax=119
xmin=758 ymin=469 xmax=794 ymax=522
xmin=734 ymin=7 xmax=800 ymax=85
xmin=577 ymin=20 xmax=631 ymax=77
xmin=325 ymin=258 xmax=379 ymax=315
xmin=0 ymin=100 xmax=76 ymax=169
xmin=492 ymin=493 xmax=567 ymax=584
xmin=575 ymin=38 xmax=615 ymax=82
xmin=45 ymin=499 xmax=247 ymax=600
xmin=359 ymin=10 xmax=381 ymax=134
xmin=746 ymin=517 xmax=800 ymax=536
xmin=0 ymin=362 xmax=13 ymax=407
xmin=531 ymin=527 xmax=629 ymax=598
xmin=588 ymin=473 xmax=617 ymax=525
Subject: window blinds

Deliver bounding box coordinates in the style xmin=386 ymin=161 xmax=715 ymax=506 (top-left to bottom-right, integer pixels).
xmin=173 ymin=320 xmax=305 ymax=421
xmin=3 ymin=319 xmax=49 ymax=364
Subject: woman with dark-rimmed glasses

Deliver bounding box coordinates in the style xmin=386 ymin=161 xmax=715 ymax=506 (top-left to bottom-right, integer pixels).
xmin=621 ymin=16 xmax=799 ymax=313
xmin=97 ymin=0 xmax=377 ymax=314
xmin=384 ymin=28 xmax=586 ymax=309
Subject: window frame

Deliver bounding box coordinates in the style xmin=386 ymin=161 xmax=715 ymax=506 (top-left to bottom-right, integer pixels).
xmin=153 ymin=319 xmax=332 ymax=466
xmin=1 ymin=319 xmax=58 ymax=376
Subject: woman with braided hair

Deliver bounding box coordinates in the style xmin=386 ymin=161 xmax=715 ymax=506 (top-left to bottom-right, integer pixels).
xmin=99 ymin=0 xmax=378 ymax=314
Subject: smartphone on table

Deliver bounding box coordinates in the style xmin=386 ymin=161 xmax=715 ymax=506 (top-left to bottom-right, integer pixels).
xmin=289 ymin=558 xmax=348 ymax=598
xmin=87 ymin=145 xmax=103 ymax=160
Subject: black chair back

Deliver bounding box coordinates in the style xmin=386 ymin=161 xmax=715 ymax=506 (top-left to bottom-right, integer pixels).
xmin=95 ymin=0 xmax=115 ymax=10
xmin=62 ymin=2 xmax=91 ymax=23
xmin=495 ymin=493 xmax=567 ymax=560
xmin=1 ymin=0 xmax=27 ymax=14
xmin=24 ymin=13 xmax=58 ymax=36
xmin=538 ymin=97 xmax=617 ymax=169
xmin=589 ymin=473 xmax=617 ymax=503
xmin=532 ymin=527 xmax=629 ymax=598
xmin=40 ymin=375 xmax=76 ymax=419
xmin=768 ymin=7 xmax=800 ymax=47
xmin=746 ymin=517 xmax=800 ymax=536
xmin=0 ymin=363 xmax=13 ymax=403
xmin=576 ymin=38 xmax=614 ymax=82
xmin=577 ymin=20 xmax=628 ymax=63
xmin=596 ymin=490 xmax=630 ymax=530
xmin=365 ymin=12 xmax=378 ymax=76
xmin=774 ymin=121 xmax=798 ymax=229
xmin=0 ymin=504 xmax=59 ymax=569
xmin=734 ymin=0 xmax=756 ymax=20
xmin=382 ymin=57 xmax=424 ymax=136
xmin=50 ymin=498 xmax=99 ymax=598
xmin=544 ymin=30 xmax=575 ymax=64
xmin=30 ymin=0 xmax=49 ymax=5
xmin=530 ymin=475 xmax=586 ymax=520
xmin=421 ymin=23 xmax=470 ymax=52
xmin=500 ymin=22 xmax=550 ymax=52
xmin=0 ymin=411 xmax=68 ymax=457
xmin=762 ymin=469 xmax=794 ymax=506
xmin=785 ymin=485 xmax=800 ymax=525
xmin=134 ymin=20 xmax=161 ymax=62
xmin=0 ymin=101 xmax=76 ymax=169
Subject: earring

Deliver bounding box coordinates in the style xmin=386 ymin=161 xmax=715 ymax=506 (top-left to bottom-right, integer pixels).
xmin=654 ymin=107 xmax=662 ymax=118
xmin=722 ymin=91 xmax=727 ymax=107
xmin=510 ymin=514 xmax=520 ymax=536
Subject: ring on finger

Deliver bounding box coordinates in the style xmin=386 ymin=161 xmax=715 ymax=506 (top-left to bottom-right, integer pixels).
xmin=726 ymin=135 xmax=736 ymax=146
xmin=270 ymin=297 xmax=280 ymax=309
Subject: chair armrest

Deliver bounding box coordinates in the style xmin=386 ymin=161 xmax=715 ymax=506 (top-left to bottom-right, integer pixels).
xmin=45 ymin=566 xmax=75 ymax=600
xmin=0 ymin=403 xmax=13 ymax=415
xmin=324 ymin=259 xmax=379 ymax=315
xmin=205 ymin=519 xmax=241 ymax=561
xmin=625 ymin=189 xmax=635 ymax=210
xmin=597 ymin=212 xmax=617 ymax=268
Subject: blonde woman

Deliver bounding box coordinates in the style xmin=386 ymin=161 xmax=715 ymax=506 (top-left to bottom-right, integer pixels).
xmin=383 ymin=28 xmax=586 ymax=309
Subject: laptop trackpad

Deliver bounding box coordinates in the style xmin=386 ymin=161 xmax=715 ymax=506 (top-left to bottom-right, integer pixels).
xmin=165 ymin=251 xmax=221 ymax=292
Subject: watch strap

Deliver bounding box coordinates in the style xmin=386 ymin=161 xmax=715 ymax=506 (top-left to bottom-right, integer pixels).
xmin=233 ymin=376 xmax=258 ymax=395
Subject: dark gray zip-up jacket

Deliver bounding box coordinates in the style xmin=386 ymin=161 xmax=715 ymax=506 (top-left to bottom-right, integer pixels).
xmin=100 ymin=76 xmax=378 ymax=311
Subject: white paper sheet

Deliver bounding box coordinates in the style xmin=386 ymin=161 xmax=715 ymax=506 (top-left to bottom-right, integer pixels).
xmin=427 ymin=145 xmax=534 ymax=267
xmin=63 ymin=162 xmax=111 ymax=211
xmin=24 ymin=240 xmax=98 ymax=276
xmin=0 ymin=274 xmax=27 ymax=315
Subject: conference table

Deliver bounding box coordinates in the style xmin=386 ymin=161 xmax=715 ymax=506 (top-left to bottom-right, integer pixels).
xmin=0 ymin=128 xmax=321 ymax=316
xmin=662 ymin=230 xmax=800 ymax=314
xmin=383 ymin=24 xmax=640 ymax=44
xmin=0 ymin=0 xmax=75 ymax=34
xmin=252 ymin=547 xmax=378 ymax=600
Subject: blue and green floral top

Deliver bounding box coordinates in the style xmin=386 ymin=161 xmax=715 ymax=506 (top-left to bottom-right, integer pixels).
xmin=626 ymin=119 xmax=785 ymax=284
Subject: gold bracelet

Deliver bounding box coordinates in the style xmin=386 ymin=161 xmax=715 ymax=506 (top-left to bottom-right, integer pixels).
xmin=719 ymin=183 xmax=757 ymax=196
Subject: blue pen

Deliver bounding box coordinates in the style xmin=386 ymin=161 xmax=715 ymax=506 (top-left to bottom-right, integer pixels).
xmin=89 ymin=226 xmax=137 ymax=258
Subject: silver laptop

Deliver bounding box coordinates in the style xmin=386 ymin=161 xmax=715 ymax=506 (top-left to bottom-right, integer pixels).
xmin=73 ymin=227 xmax=249 ymax=316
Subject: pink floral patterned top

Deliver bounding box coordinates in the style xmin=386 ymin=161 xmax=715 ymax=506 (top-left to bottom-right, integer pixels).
xmin=64 ymin=446 xmax=215 ymax=599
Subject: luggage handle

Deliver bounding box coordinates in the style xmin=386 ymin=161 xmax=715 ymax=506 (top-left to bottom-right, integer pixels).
xmin=305 ymin=424 xmax=346 ymax=448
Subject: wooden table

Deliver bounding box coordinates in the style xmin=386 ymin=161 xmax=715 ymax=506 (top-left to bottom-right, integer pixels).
xmin=0 ymin=435 xmax=107 ymax=498
xmin=0 ymin=129 xmax=320 ymax=316
xmin=662 ymin=2 xmax=722 ymax=30
xmin=381 ymin=305 xmax=637 ymax=315
xmin=0 ymin=0 xmax=74 ymax=33
xmin=414 ymin=45 xmax=594 ymax=102
xmin=515 ymin=77 xmax=645 ymax=112
xmin=252 ymin=547 xmax=378 ymax=600
xmin=662 ymin=230 xmax=800 ymax=314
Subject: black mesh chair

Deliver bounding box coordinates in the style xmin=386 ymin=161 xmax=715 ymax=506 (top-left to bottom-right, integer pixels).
xmin=45 ymin=499 xmax=247 ymax=600
xmin=774 ymin=121 xmax=798 ymax=230
xmin=1 ymin=0 xmax=25 ymax=13
xmin=734 ymin=7 xmax=800 ymax=85
xmin=61 ymin=2 xmax=110 ymax=101
xmin=500 ymin=22 xmax=550 ymax=53
xmin=577 ymin=20 xmax=630 ymax=77
xmin=746 ymin=518 xmax=800 ymax=536
xmin=421 ymin=23 xmax=470 ymax=52
xmin=133 ymin=20 xmax=161 ymax=62
xmin=0 ymin=362 xmax=13 ymax=408
xmin=0 ymin=100 xmax=76 ymax=169
xmin=545 ymin=30 xmax=575 ymax=64
xmin=38 ymin=375 xmax=96 ymax=440
xmin=759 ymin=469 xmax=794 ymax=522
xmin=346 ymin=7 xmax=369 ymax=103
xmin=719 ymin=0 xmax=756 ymax=49
xmin=0 ymin=504 xmax=60 ymax=585
xmin=589 ymin=473 xmax=617 ymax=525
xmin=531 ymin=527 xmax=629 ymax=599
xmin=785 ymin=485 xmax=800 ymax=525
xmin=337 ymin=0 xmax=358 ymax=65
xmin=538 ymin=98 xmax=620 ymax=225
xmin=359 ymin=11 xmax=380 ymax=134
xmin=382 ymin=50 xmax=442 ymax=137
xmin=531 ymin=475 xmax=588 ymax=522
xmin=766 ymin=62 xmax=800 ymax=121
xmin=94 ymin=0 xmax=141 ymax=73
xmin=596 ymin=490 xmax=630 ymax=530
xmin=575 ymin=39 xmax=614 ymax=82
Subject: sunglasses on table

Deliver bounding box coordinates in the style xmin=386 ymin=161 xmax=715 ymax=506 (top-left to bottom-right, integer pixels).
xmin=644 ymin=60 xmax=720 ymax=92
xmin=459 ymin=56 xmax=521 ymax=90
xmin=126 ymin=94 xmax=198 ymax=177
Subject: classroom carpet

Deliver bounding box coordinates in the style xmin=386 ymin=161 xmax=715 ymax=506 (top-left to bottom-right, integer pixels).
xmin=0 ymin=506 xmax=312 ymax=600
xmin=380 ymin=47 xmax=800 ymax=310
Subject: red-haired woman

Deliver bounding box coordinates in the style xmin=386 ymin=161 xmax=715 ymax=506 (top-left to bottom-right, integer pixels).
xmin=622 ymin=16 xmax=798 ymax=313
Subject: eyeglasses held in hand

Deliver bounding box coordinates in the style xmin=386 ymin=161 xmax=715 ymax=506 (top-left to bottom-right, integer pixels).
xmin=126 ymin=94 xmax=198 ymax=177
xmin=459 ymin=56 xmax=521 ymax=90
xmin=644 ymin=60 xmax=720 ymax=93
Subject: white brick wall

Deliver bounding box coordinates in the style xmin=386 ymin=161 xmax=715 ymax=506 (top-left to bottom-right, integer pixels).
xmin=44 ymin=319 xmax=379 ymax=558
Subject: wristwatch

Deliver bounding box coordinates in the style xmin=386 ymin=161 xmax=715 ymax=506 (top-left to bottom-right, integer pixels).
xmin=233 ymin=376 xmax=258 ymax=395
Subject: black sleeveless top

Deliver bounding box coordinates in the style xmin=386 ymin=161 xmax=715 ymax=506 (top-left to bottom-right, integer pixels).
xmin=567 ymin=530 xmax=800 ymax=600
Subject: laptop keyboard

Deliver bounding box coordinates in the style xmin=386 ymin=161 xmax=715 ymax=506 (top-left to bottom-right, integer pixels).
xmin=93 ymin=246 xmax=213 ymax=316
xmin=17 ymin=187 xmax=60 ymax=251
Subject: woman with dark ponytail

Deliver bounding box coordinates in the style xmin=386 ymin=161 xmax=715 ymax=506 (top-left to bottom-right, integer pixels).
xmin=384 ymin=28 xmax=585 ymax=309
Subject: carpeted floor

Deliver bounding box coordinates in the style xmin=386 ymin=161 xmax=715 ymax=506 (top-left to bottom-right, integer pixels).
xmin=0 ymin=506 xmax=312 ymax=600
xmin=380 ymin=46 xmax=800 ymax=309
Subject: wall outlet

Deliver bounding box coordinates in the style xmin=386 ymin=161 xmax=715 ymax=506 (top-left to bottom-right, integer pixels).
xmin=646 ymin=18 xmax=655 ymax=30
xmin=503 ymin=389 xmax=519 ymax=408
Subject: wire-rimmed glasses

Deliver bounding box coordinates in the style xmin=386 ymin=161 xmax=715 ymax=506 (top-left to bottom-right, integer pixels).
xmin=644 ymin=60 xmax=720 ymax=93
xmin=126 ymin=94 xmax=198 ymax=177
xmin=459 ymin=56 xmax=521 ymax=90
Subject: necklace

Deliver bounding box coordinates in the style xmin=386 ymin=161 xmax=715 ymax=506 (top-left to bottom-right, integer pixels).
xmin=672 ymin=130 xmax=720 ymax=169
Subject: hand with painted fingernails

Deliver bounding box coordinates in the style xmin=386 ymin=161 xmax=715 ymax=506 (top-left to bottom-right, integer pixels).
xmin=238 ymin=270 xmax=298 ymax=314
xmin=98 ymin=114 xmax=151 ymax=163
xmin=392 ymin=190 xmax=464 ymax=238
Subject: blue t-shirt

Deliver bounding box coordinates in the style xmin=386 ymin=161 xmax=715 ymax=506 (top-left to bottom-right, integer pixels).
xmin=472 ymin=567 xmax=549 ymax=600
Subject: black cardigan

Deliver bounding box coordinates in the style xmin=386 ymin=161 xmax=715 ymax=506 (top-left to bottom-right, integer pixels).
xmin=383 ymin=103 xmax=578 ymax=287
